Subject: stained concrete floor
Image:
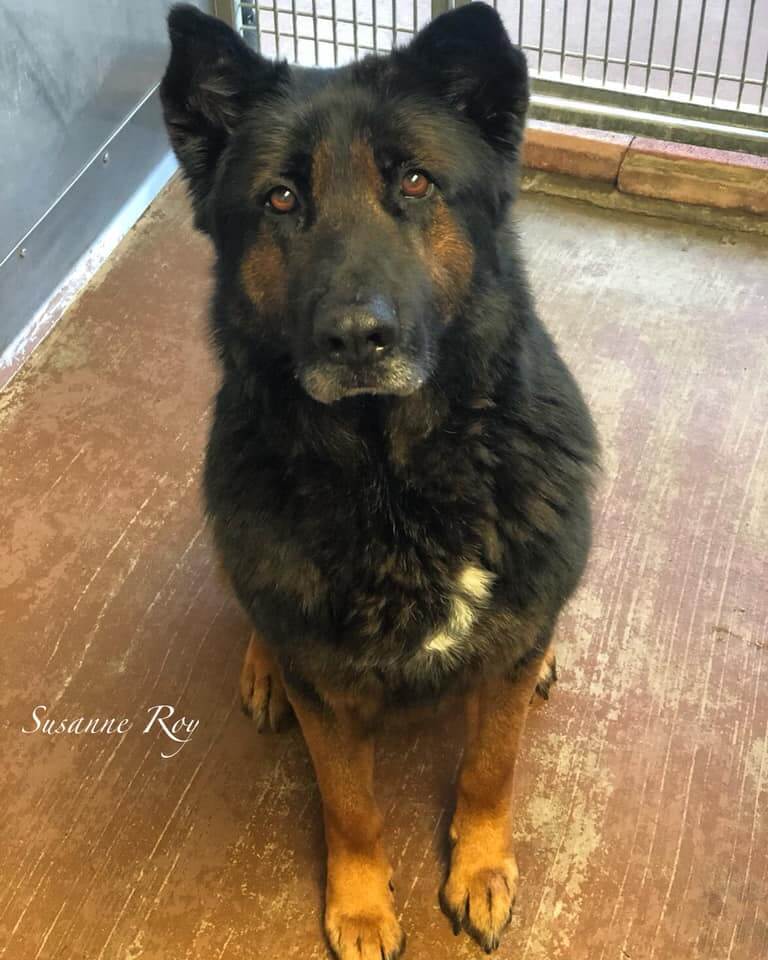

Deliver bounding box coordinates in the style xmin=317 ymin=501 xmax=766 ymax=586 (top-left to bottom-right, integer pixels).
xmin=1 ymin=179 xmax=766 ymax=960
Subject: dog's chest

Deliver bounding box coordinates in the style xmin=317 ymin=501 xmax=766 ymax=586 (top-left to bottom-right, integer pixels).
xmin=341 ymin=545 xmax=496 ymax=658
xmin=313 ymin=441 xmax=499 ymax=656
xmin=419 ymin=561 xmax=496 ymax=654
xmin=216 ymin=396 xmax=506 ymax=661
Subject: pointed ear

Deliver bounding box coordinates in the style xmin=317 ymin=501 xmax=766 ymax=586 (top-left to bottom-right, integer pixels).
xmin=160 ymin=4 xmax=287 ymax=230
xmin=405 ymin=3 xmax=529 ymax=156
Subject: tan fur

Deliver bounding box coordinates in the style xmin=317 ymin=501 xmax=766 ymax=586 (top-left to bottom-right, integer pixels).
xmin=526 ymin=492 xmax=563 ymax=536
xmin=424 ymin=562 xmax=495 ymax=654
xmin=311 ymin=138 xmax=335 ymax=209
xmin=239 ymin=630 xmax=291 ymax=731
xmin=386 ymin=387 xmax=449 ymax=466
xmin=348 ymin=138 xmax=385 ymax=205
xmin=285 ymin=683 xmax=405 ymax=960
xmin=240 ymin=237 xmax=287 ymax=314
xmin=540 ymin=643 xmax=557 ymax=681
xmin=312 ymin=137 xmax=385 ymax=222
xmin=457 ymin=563 xmax=495 ymax=601
xmin=425 ymin=200 xmax=474 ymax=312
xmin=441 ymin=648 xmax=547 ymax=950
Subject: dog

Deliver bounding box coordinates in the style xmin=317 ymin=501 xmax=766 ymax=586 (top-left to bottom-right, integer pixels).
xmin=161 ymin=4 xmax=598 ymax=957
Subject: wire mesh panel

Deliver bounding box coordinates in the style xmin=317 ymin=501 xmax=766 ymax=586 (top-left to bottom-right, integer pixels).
xmin=237 ymin=1 xmax=432 ymax=66
xmin=231 ymin=0 xmax=768 ymax=115
xmin=506 ymin=0 xmax=767 ymax=115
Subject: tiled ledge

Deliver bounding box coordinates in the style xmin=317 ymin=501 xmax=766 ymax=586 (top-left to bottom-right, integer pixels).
xmin=523 ymin=120 xmax=633 ymax=183
xmin=521 ymin=119 xmax=768 ymax=233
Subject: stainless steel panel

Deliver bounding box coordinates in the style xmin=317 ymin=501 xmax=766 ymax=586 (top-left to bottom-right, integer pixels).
xmin=0 ymin=91 xmax=176 ymax=359
xmin=0 ymin=0 xmax=215 ymax=356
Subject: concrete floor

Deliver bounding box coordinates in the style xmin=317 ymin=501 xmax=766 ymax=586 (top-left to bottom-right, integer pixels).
xmin=0 ymin=180 xmax=766 ymax=960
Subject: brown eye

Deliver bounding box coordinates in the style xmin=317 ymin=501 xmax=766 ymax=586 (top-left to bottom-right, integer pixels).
xmin=267 ymin=186 xmax=298 ymax=213
xmin=400 ymin=170 xmax=433 ymax=199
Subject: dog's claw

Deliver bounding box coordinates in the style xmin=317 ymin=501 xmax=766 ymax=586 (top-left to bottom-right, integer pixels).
xmin=533 ymin=652 xmax=558 ymax=704
xmin=441 ymin=859 xmax=517 ymax=952
xmin=239 ymin=636 xmax=293 ymax=733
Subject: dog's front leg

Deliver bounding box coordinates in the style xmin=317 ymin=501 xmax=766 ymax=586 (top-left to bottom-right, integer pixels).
xmin=441 ymin=649 xmax=546 ymax=953
xmin=285 ymin=682 xmax=405 ymax=960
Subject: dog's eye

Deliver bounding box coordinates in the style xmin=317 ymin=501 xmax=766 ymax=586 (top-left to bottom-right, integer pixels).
xmin=400 ymin=171 xmax=433 ymax=200
xmin=267 ymin=186 xmax=298 ymax=213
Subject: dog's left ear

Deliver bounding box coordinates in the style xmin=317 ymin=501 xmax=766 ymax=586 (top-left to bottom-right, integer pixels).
xmin=404 ymin=3 xmax=529 ymax=155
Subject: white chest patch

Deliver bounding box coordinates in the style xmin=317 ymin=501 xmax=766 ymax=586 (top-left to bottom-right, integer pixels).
xmin=423 ymin=563 xmax=495 ymax=654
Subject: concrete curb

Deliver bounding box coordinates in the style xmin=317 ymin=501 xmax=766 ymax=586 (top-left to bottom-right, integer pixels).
xmin=522 ymin=120 xmax=768 ymax=227
xmin=522 ymin=120 xmax=632 ymax=183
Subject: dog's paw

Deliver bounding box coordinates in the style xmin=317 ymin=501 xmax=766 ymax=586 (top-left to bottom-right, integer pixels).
xmin=239 ymin=635 xmax=292 ymax=732
xmin=440 ymin=855 xmax=518 ymax=953
xmin=325 ymin=902 xmax=405 ymax=960
xmin=532 ymin=649 xmax=558 ymax=703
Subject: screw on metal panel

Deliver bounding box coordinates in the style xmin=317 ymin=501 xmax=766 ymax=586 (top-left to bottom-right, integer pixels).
xmin=102 ymin=151 xmax=110 ymax=164
xmin=19 ymin=247 xmax=27 ymax=258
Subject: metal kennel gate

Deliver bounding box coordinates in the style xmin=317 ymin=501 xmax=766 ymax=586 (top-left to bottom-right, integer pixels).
xmin=218 ymin=0 xmax=768 ymax=154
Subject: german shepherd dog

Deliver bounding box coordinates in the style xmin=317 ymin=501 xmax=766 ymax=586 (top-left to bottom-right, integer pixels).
xmin=161 ymin=4 xmax=597 ymax=956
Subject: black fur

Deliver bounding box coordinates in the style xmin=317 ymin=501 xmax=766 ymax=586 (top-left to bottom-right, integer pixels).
xmin=161 ymin=3 xmax=598 ymax=705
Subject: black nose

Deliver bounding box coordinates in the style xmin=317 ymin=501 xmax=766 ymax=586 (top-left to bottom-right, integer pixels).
xmin=314 ymin=296 xmax=399 ymax=364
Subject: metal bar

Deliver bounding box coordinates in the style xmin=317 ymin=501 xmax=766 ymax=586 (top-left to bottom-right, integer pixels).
xmin=601 ymin=0 xmax=613 ymax=86
xmin=580 ymin=0 xmax=592 ymax=82
xmin=272 ymin=1 xmax=281 ymax=59
xmin=253 ymin=1 xmax=262 ymax=54
xmin=532 ymin=74 xmax=768 ymax=128
xmin=331 ymin=0 xmax=338 ymax=65
xmin=691 ymin=0 xmax=709 ymax=100
xmin=667 ymin=0 xmax=683 ymax=97
xmin=260 ymin=30 xmax=375 ymax=46
xmin=257 ymin=11 xmax=392 ymax=26
xmin=352 ymin=0 xmax=359 ymax=58
xmin=258 ymin=25 xmax=420 ymax=39
xmin=238 ymin=4 xmax=258 ymax=51
xmin=560 ymin=0 xmax=569 ymax=78
xmin=712 ymin=0 xmax=733 ymax=104
xmin=643 ymin=0 xmax=660 ymax=92
xmin=537 ymin=0 xmax=545 ymax=73
xmin=761 ymin=44 xmax=768 ymax=113
xmin=527 ymin=51 xmax=765 ymax=86
xmin=312 ymin=0 xmax=320 ymax=65
xmin=623 ymin=0 xmax=637 ymax=88
xmin=518 ymin=0 xmax=524 ymax=49
xmin=372 ymin=0 xmax=378 ymax=52
xmin=736 ymin=0 xmax=758 ymax=110
xmin=530 ymin=85 xmax=768 ymax=155
xmin=291 ymin=0 xmax=299 ymax=62
xmin=326 ymin=42 xmax=768 ymax=88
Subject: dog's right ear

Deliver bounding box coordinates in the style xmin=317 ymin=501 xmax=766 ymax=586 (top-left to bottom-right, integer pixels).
xmin=160 ymin=4 xmax=287 ymax=231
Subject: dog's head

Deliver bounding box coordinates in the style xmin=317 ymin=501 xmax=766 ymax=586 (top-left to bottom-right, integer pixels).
xmin=161 ymin=3 xmax=528 ymax=403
